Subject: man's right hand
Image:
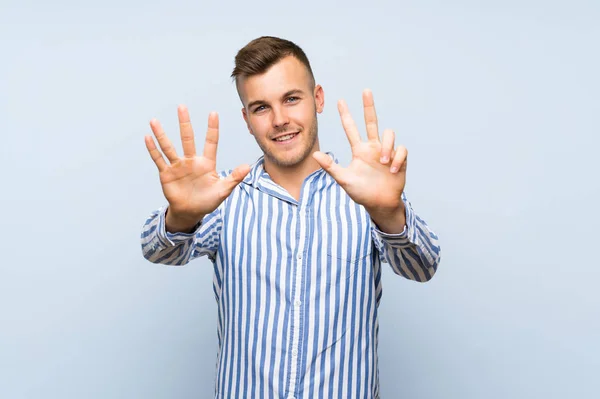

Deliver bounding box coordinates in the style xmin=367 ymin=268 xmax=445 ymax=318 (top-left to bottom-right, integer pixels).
xmin=145 ymin=105 xmax=250 ymax=233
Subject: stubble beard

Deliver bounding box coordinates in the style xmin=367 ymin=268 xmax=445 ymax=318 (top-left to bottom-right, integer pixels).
xmin=257 ymin=113 xmax=319 ymax=168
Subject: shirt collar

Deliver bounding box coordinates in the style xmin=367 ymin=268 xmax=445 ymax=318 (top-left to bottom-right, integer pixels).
xmin=241 ymin=151 xmax=338 ymax=188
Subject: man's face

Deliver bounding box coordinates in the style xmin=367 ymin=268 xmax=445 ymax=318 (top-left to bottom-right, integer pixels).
xmin=239 ymin=56 xmax=324 ymax=168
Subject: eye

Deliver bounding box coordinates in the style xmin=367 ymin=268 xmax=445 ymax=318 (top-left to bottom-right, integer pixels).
xmin=253 ymin=105 xmax=267 ymax=113
xmin=286 ymin=96 xmax=299 ymax=103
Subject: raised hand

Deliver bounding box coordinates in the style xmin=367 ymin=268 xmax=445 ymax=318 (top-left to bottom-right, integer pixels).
xmin=145 ymin=105 xmax=250 ymax=231
xmin=313 ymin=90 xmax=408 ymax=232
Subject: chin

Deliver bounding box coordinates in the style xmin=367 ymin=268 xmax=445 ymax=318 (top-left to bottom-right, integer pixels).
xmin=268 ymin=152 xmax=307 ymax=168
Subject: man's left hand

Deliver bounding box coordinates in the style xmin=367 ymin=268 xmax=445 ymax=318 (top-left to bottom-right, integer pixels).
xmin=313 ymin=89 xmax=408 ymax=233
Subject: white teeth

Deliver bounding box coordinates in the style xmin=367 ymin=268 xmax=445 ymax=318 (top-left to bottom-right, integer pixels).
xmin=275 ymin=133 xmax=296 ymax=142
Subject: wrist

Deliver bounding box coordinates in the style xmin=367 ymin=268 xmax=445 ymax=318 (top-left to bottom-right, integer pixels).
xmin=368 ymin=203 xmax=406 ymax=234
xmin=165 ymin=207 xmax=203 ymax=234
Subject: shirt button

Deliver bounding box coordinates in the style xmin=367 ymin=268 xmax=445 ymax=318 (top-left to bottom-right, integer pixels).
xmin=295 ymin=300 xmax=302 ymax=307
xmin=297 ymin=254 xmax=302 ymax=260
xmin=287 ymin=396 xmax=295 ymax=399
xmin=292 ymin=349 xmax=298 ymax=356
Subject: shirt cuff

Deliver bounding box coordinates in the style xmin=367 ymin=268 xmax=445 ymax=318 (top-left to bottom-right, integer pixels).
xmin=157 ymin=206 xmax=203 ymax=247
xmin=371 ymin=198 xmax=417 ymax=247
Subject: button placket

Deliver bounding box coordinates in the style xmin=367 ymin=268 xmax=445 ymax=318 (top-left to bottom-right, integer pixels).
xmin=287 ymin=203 xmax=309 ymax=396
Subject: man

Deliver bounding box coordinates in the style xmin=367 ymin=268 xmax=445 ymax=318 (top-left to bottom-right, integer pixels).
xmin=141 ymin=36 xmax=441 ymax=399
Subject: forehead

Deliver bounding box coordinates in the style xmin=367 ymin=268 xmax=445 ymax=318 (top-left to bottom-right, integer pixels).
xmin=238 ymin=56 xmax=312 ymax=104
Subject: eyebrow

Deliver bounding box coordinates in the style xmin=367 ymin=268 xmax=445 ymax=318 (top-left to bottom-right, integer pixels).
xmin=247 ymin=89 xmax=306 ymax=110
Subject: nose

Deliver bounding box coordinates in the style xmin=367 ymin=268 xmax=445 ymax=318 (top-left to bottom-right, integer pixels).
xmin=271 ymin=106 xmax=290 ymax=129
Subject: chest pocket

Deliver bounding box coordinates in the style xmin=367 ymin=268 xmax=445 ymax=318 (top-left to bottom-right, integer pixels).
xmin=324 ymin=210 xmax=373 ymax=285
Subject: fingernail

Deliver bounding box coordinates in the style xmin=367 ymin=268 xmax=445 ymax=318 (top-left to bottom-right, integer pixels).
xmin=381 ymin=156 xmax=388 ymax=163
xmin=390 ymin=166 xmax=398 ymax=173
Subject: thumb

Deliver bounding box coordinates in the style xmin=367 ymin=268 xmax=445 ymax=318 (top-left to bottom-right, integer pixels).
xmin=313 ymin=151 xmax=346 ymax=185
xmin=219 ymin=163 xmax=251 ymax=196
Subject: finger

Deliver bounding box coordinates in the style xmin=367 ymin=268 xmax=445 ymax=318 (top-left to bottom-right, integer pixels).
xmin=203 ymin=112 xmax=219 ymax=161
xmin=219 ymin=163 xmax=251 ymax=198
xmin=150 ymin=118 xmax=179 ymax=163
xmin=178 ymin=105 xmax=196 ymax=158
xmin=380 ymin=129 xmax=395 ymax=164
xmin=313 ymin=151 xmax=347 ymax=185
xmin=145 ymin=135 xmax=168 ymax=172
xmin=337 ymin=100 xmax=362 ymax=147
xmin=390 ymin=146 xmax=408 ymax=173
xmin=362 ymin=89 xmax=380 ymax=142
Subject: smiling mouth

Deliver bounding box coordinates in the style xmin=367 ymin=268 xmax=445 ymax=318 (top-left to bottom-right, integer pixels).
xmin=273 ymin=132 xmax=299 ymax=142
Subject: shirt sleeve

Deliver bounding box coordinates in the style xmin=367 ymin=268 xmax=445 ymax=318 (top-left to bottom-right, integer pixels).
xmin=140 ymin=204 xmax=222 ymax=266
xmin=370 ymin=192 xmax=441 ymax=282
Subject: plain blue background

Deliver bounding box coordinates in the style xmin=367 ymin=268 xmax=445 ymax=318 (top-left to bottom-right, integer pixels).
xmin=1 ymin=1 xmax=598 ymax=398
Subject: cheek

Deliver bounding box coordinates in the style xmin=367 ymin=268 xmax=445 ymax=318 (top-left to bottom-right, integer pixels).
xmin=291 ymin=105 xmax=315 ymax=126
xmin=248 ymin=117 xmax=270 ymax=138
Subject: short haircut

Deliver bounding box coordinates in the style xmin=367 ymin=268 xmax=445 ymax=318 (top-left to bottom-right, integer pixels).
xmin=231 ymin=36 xmax=315 ymax=88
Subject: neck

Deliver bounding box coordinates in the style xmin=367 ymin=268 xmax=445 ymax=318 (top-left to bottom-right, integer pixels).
xmin=263 ymin=143 xmax=322 ymax=201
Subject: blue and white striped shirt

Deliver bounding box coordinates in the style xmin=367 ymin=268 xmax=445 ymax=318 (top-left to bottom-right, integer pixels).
xmin=141 ymin=153 xmax=441 ymax=399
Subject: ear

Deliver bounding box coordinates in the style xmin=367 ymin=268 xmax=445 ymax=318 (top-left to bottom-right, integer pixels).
xmin=241 ymin=107 xmax=254 ymax=136
xmin=314 ymin=84 xmax=325 ymax=114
